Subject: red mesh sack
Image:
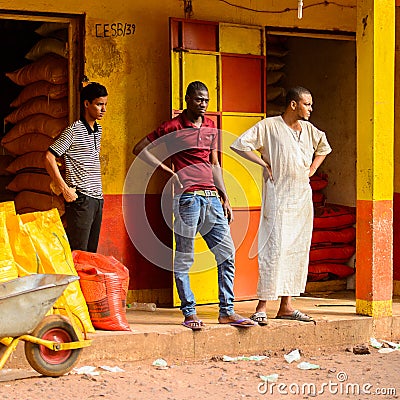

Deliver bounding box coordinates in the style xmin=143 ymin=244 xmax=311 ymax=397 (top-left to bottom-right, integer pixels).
xmin=312 ymin=191 xmax=325 ymax=207
xmin=72 ymin=250 xmax=131 ymax=331
xmin=310 ymin=173 xmax=328 ymax=191
xmin=308 ymin=263 xmax=355 ymax=281
xmin=309 ymin=244 xmax=356 ymax=264
xmin=313 ymin=203 xmax=356 ymax=230
xmin=307 ymin=271 xmax=329 ymax=282
xmin=311 ymin=226 xmax=356 ymax=246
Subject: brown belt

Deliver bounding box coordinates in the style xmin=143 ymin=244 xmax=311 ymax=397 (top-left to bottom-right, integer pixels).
xmin=184 ymin=190 xmax=219 ymax=197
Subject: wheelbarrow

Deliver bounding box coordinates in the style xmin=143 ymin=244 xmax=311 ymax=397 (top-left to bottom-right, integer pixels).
xmin=0 ymin=274 xmax=92 ymax=377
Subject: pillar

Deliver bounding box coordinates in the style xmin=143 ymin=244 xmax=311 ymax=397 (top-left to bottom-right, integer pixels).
xmin=356 ymin=0 xmax=395 ymax=316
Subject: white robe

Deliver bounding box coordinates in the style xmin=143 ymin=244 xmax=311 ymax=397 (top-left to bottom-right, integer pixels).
xmin=231 ymin=116 xmax=332 ymax=300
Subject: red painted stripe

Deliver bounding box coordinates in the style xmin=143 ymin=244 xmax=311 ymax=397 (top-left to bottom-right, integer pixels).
xmin=98 ymin=194 xmax=172 ymax=291
xmin=356 ymin=199 xmax=393 ymax=301
xmin=394 ymin=193 xmax=400 ymax=280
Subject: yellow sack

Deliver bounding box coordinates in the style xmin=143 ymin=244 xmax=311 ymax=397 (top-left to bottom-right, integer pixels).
xmin=0 ymin=211 xmax=19 ymax=283
xmin=6 ymin=213 xmax=43 ymax=276
xmin=21 ymin=208 xmax=94 ymax=333
xmin=0 ymin=201 xmax=16 ymax=216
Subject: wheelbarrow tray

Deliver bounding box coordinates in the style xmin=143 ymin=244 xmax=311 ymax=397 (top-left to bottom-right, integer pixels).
xmin=0 ymin=274 xmax=79 ymax=337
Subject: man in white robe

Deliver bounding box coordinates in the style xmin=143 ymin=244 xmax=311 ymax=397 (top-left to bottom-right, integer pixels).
xmin=230 ymin=86 xmax=332 ymax=325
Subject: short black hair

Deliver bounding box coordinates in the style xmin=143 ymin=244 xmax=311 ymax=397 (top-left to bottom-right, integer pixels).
xmin=81 ymin=82 xmax=108 ymax=105
xmin=285 ymin=86 xmax=311 ymax=107
xmin=185 ymin=81 xmax=208 ymax=97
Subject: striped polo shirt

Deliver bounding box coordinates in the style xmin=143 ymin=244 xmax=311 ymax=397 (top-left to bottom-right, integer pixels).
xmin=49 ymin=119 xmax=103 ymax=199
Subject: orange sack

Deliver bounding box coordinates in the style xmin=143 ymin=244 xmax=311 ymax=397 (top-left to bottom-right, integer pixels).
xmin=72 ymin=250 xmax=131 ymax=331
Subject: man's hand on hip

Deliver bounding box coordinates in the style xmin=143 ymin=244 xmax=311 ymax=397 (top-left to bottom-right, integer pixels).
xmin=62 ymin=186 xmax=78 ymax=202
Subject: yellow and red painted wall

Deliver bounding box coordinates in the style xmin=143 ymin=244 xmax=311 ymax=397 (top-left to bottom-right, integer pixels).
xmin=0 ymin=0 xmax=397 ymax=313
xmin=356 ymin=0 xmax=395 ymax=316
xmin=394 ymin=5 xmax=400 ymax=294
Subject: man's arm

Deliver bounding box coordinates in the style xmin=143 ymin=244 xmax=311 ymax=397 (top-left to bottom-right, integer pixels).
xmin=132 ymin=137 xmax=182 ymax=188
xmin=230 ymin=148 xmax=273 ymax=181
xmin=210 ymin=149 xmax=233 ymax=224
xmin=44 ymin=150 xmax=77 ymax=202
xmin=309 ymin=154 xmax=327 ymax=177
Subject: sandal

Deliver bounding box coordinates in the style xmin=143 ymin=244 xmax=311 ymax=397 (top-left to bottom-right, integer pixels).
xmin=218 ymin=313 xmax=257 ymax=328
xmin=182 ymin=319 xmax=204 ymax=331
xmin=275 ymin=310 xmax=314 ymax=322
xmin=249 ymin=311 xmax=268 ymax=326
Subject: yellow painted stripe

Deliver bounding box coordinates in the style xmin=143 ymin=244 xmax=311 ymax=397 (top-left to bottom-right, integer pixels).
xmin=374 ymin=0 xmax=395 ymax=199
xmin=356 ymin=299 xmax=392 ymax=317
xmin=356 ymin=0 xmax=395 ymax=201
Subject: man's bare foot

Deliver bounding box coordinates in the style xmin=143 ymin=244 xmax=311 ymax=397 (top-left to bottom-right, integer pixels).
xmin=218 ymin=313 xmax=257 ymax=327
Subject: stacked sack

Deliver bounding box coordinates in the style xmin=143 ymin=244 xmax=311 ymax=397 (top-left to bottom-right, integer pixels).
xmin=2 ymin=23 xmax=69 ymax=216
xmin=309 ymin=173 xmax=356 ymax=282
xmin=310 ymin=173 xmax=328 ymax=208
xmin=266 ymin=35 xmax=287 ymax=117
xmin=0 ymin=155 xmax=16 ymax=202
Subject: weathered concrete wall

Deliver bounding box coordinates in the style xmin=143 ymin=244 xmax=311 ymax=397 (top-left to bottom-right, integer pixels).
xmin=0 ymin=0 xmax=357 ymax=195
xmin=0 ymin=1 xmax=359 ymax=299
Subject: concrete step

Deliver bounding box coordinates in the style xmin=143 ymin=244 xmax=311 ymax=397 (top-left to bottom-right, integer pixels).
xmin=3 ymin=294 xmax=400 ymax=370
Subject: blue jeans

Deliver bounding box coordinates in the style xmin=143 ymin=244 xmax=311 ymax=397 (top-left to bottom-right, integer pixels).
xmin=173 ymin=193 xmax=236 ymax=317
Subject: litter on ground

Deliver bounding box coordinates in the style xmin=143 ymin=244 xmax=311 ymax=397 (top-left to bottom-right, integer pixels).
xmin=297 ymin=361 xmax=320 ymax=370
xmin=259 ymin=373 xmax=279 ymax=382
xmin=284 ymin=349 xmax=301 ymax=364
xmin=222 ymin=355 xmax=268 ymax=362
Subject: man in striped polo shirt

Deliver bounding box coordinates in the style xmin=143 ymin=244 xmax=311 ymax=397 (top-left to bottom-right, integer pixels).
xmin=45 ymin=82 xmax=108 ymax=253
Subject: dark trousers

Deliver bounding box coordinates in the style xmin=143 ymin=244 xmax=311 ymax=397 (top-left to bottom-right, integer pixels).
xmin=65 ymin=192 xmax=104 ymax=253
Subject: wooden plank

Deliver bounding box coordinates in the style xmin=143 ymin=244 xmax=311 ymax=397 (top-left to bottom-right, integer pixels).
xmin=305 ymin=279 xmax=347 ymax=293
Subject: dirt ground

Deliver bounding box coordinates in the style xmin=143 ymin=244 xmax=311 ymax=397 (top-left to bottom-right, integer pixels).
xmin=1 ymin=343 xmax=400 ymax=400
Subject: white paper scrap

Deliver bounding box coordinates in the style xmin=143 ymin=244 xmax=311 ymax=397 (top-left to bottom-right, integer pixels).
xmin=73 ymin=366 xmax=100 ymax=376
xmin=370 ymin=337 xmax=383 ymax=349
xmin=284 ymin=349 xmax=301 ymax=364
xmin=260 ymin=373 xmax=279 ymax=382
xmin=297 ymin=361 xmax=320 ymax=370
xmin=100 ymin=366 xmax=125 ymax=373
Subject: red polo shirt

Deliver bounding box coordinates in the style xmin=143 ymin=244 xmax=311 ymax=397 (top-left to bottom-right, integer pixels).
xmin=147 ymin=111 xmax=218 ymax=192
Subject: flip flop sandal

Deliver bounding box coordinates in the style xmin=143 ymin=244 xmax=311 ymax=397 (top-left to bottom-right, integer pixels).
xmin=275 ymin=310 xmax=314 ymax=322
xmin=218 ymin=314 xmax=257 ymax=328
xmin=182 ymin=319 xmax=204 ymax=331
xmin=227 ymin=319 xmax=256 ymax=328
xmin=249 ymin=312 xmax=268 ymax=326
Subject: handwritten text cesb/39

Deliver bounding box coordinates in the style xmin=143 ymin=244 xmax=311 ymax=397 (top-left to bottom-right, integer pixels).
xmin=95 ymin=23 xmax=136 ymax=38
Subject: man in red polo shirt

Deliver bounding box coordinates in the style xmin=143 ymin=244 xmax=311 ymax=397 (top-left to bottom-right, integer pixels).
xmin=133 ymin=81 xmax=256 ymax=330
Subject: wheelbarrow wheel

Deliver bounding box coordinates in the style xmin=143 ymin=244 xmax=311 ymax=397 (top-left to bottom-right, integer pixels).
xmin=24 ymin=314 xmax=82 ymax=377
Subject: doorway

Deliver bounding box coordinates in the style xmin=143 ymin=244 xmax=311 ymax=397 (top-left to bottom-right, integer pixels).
xmin=0 ymin=13 xmax=84 ymax=215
